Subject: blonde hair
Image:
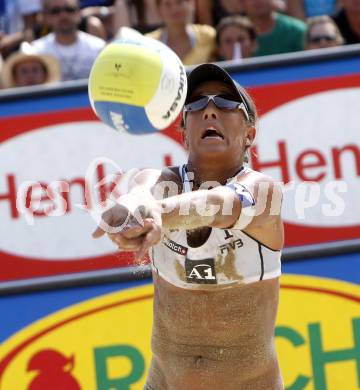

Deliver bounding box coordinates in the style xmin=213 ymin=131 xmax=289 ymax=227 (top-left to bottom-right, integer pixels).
xmin=306 ymin=15 xmax=344 ymax=47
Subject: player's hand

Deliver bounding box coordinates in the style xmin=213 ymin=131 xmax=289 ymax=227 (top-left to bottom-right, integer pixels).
xmin=92 ymin=203 xmax=132 ymax=239
xmin=92 ymin=197 xmax=162 ymax=260
xmin=123 ymin=217 xmax=161 ymax=261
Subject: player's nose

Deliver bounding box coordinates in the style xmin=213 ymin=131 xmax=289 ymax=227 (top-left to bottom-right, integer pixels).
xmin=202 ymin=100 xmax=219 ymax=121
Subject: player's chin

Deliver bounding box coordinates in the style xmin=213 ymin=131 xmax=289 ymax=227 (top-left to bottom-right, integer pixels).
xmin=197 ymin=141 xmax=229 ymax=155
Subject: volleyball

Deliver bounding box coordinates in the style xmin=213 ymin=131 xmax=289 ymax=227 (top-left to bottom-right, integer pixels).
xmin=88 ymin=28 xmax=187 ymax=135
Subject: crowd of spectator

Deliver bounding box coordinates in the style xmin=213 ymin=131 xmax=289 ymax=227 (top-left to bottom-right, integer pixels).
xmin=0 ymin=0 xmax=359 ymax=90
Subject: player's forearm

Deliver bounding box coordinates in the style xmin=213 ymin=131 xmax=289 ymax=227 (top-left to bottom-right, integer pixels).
xmin=159 ymin=188 xmax=240 ymax=230
xmin=120 ymin=170 xmax=241 ymax=230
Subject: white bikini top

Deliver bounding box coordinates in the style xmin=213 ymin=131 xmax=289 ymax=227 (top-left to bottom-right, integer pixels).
xmin=150 ymin=165 xmax=281 ymax=289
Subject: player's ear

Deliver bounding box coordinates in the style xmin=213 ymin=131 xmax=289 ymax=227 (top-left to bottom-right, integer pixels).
xmin=246 ymin=126 xmax=256 ymax=146
xmin=181 ymin=130 xmax=189 ymax=149
xmin=180 ymin=112 xmax=189 ymax=149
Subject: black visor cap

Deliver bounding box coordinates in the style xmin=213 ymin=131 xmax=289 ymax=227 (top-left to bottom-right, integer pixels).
xmin=186 ymin=63 xmax=252 ymax=116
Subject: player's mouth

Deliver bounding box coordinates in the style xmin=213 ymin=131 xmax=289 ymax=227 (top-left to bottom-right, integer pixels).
xmin=201 ymin=127 xmax=224 ymax=140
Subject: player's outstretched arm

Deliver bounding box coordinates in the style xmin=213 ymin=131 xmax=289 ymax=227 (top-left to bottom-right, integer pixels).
xmin=159 ymin=173 xmax=283 ymax=231
xmin=92 ymin=169 xmax=282 ymax=259
xmin=159 ymin=186 xmax=241 ymax=230
xmin=92 ymin=185 xmax=241 ymax=260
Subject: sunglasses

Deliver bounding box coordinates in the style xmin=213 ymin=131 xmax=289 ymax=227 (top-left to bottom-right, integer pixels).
xmin=309 ymin=35 xmax=337 ymax=44
xmin=48 ymin=5 xmax=78 ymax=15
xmin=184 ymin=94 xmax=249 ymax=121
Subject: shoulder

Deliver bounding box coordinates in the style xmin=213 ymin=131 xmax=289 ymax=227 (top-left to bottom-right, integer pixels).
xmin=160 ymin=166 xmax=182 ymax=181
xmin=237 ymin=168 xmax=279 ymax=187
xmin=157 ymin=166 xmax=183 ymax=194
xmin=191 ymin=24 xmax=216 ymax=42
xmin=145 ymin=28 xmax=163 ymax=40
xmin=147 ymin=166 xmax=183 ymax=199
xmin=275 ymin=12 xmax=306 ymax=32
xmin=129 ymin=166 xmax=182 ymax=196
xmin=235 ymin=169 xmax=283 ymax=210
xmin=32 ymin=33 xmax=54 ymax=50
xmin=129 ymin=167 xmax=180 ymax=183
xmin=78 ymin=31 xmax=106 ymax=48
xmin=231 ymin=170 xmax=283 ymax=243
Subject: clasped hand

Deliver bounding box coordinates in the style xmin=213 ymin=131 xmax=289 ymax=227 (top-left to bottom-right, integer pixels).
xmin=92 ymin=193 xmax=162 ymax=261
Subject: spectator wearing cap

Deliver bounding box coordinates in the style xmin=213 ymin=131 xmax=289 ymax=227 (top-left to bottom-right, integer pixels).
xmin=243 ymin=0 xmax=306 ymax=57
xmin=0 ymin=0 xmax=42 ymax=35
xmin=214 ymin=15 xmax=257 ymax=61
xmin=287 ymin=0 xmax=339 ymax=20
xmin=332 ymin=0 xmax=360 ymax=45
xmin=0 ymin=0 xmax=42 ymax=58
xmin=305 ymin=15 xmax=344 ymax=50
xmin=146 ymin=0 xmax=216 ymax=66
xmin=1 ymin=42 xmax=61 ymax=88
xmin=31 ymin=0 xmax=105 ymax=81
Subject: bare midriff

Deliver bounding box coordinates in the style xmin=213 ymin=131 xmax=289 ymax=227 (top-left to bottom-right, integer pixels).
xmin=145 ymin=273 xmax=283 ymax=390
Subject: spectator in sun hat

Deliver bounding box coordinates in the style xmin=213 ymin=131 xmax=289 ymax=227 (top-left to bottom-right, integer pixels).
xmin=1 ymin=42 xmax=61 ymax=88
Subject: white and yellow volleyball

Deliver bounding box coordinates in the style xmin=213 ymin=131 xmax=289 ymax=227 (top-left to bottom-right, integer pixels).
xmin=88 ymin=28 xmax=187 ymax=135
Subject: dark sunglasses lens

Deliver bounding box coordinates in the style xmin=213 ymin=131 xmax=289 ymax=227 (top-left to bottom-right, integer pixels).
xmin=310 ymin=35 xmax=336 ymax=44
xmin=65 ymin=6 xmax=78 ymax=12
xmin=213 ymin=96 xmax=240 ymax=110
xmin=49 ymin=7 xmax=61 ymax=14
xmin=49 ymin=6 xmax=77 ymax=14
xmin=185 ymin=97 xmax=209 ymax=112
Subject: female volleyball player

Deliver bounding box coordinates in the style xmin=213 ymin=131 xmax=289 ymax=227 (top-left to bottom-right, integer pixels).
xmin=93 ymin=63 xmax=284 ymax=390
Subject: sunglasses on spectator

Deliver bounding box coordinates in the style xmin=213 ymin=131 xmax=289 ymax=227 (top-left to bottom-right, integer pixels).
xmin=48 ymin=6 xmax=78 ymax=15
xmin=309 ymin=35 xmax=337 ymax=44
xmin=184 ymin=94 xmax=249 ymax=121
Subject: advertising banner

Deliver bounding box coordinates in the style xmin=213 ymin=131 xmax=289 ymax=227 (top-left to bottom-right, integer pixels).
xmin=247 ymin=74 xmax=360 ymax=246
xmin=0 ymin=107 xmax=186 ymax=282
xmin=1 ymin=254 xmax=359 ymax=390
xmin=1 ymin=51 xmax=360 ymax=283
